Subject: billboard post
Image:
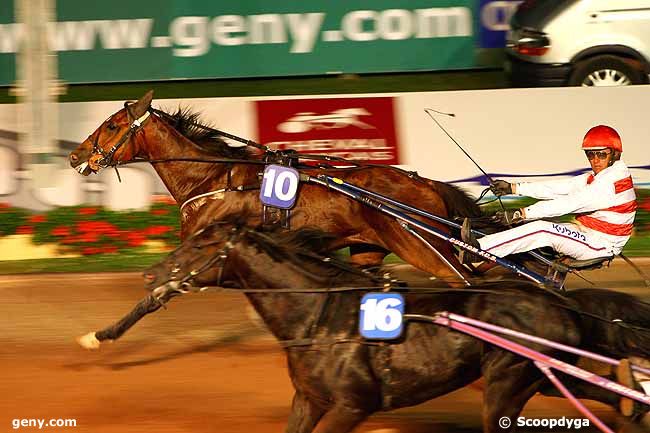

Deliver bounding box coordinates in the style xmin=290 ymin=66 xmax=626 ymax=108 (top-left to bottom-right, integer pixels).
xmin=14 ymin=0 xmax=63 ymax=190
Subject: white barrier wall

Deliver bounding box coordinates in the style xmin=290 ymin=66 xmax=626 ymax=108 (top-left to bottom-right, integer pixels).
xmin=395 ymin=86 xmax=649 ymax=185
xmin=0 ymin=85 xmax=648 ymax=210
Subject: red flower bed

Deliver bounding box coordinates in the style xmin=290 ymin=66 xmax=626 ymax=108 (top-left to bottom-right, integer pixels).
xmin=28 ymin=215 xmax=47 ymax=224
xmin=78 ymin=207 xmax=98 ymax=216
xmin=50 ymin=226 xmax=70 ymax=237
xmin=23 ymin=203 xmax=181 ymax=255
xmin=144 ymin=225 xmax=172 ymax=236
xmin=16 ymin=225 xmax=34 ymax=235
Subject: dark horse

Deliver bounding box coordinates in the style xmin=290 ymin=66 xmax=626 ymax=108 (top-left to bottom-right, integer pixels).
xmin=78 ymin=219 xmax=650 ymax=432
xmin=67 ymin=90 xmax=482 ymax=284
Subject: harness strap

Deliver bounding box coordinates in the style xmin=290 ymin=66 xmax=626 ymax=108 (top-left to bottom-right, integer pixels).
xmin=279 ymin=337 xmax=382 ymax=349
xmin=180 ymin=189 xmax=226 ymax=213
xmin=179 ymin=184 xmax=261 ymax=213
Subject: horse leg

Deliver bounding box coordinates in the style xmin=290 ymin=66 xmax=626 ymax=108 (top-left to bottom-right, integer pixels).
xmin=482 ymin=354 xmax=544 ymax=433
xmin=311 ymin=406 xmax=368 ymax=433
xmin=538 ymin=377 xmax=619 ymax=408
xmin=285 ymin=392 xmax=326 ymax=433
xmin=369 ymin=219 xmax=469 ymax=286
xmin=538 ymin=358 xmax=620 ymax=410
xmin=76 ymin=292 xmax=178 ymax=350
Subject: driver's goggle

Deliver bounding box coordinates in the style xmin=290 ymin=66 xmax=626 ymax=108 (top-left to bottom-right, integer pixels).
xmin=584 ymin=150 xmax=611 ymax=160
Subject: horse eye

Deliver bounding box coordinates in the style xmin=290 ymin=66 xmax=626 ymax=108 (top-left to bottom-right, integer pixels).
xmin=107 ymin=122 xmax=118 ymax=131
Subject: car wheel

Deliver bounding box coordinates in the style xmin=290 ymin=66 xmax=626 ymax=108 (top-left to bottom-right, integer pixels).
xmin=568 ymin=55 xmax=645 ymax=86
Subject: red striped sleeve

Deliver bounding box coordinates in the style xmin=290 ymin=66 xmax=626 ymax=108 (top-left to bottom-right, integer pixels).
xmin=614 ymin=176 xmax=634 ymax=194
xmin=576 ymin=215 xmax=633 ymax=236
xmin=604 ymin=200 xmax=637 ymax=213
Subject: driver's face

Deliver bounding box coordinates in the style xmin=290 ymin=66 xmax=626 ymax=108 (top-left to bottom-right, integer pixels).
xmin=585 ymin=149 xmax=613 ymax=175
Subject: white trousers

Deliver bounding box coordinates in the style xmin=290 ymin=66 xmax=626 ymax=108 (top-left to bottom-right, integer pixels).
xmin=477 ymin=220 xmax=615 ymax=260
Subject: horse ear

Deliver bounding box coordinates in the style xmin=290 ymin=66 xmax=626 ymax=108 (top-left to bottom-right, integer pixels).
xmin=130 ymin=90 xmax=154 ymax=118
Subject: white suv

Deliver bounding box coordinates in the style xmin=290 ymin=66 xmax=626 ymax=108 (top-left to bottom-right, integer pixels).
xmin=505 ymin=0 xmax=650 ymax=86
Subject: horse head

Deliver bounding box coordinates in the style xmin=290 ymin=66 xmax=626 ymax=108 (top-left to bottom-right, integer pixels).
xmin=69 ymin=90 xmax=154 ymax=175
xmin=143 ymin=220 xmax=246 ymax=296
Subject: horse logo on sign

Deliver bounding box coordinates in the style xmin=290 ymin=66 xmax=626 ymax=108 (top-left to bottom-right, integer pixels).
xmin=277 ymin=108 xmax=375 ymax=133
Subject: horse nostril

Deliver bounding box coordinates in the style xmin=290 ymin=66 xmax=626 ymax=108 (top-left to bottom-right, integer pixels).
xmin=69 ymin=153 xmax=79 ymax=163
xmin=142 ymin=273 xmax=156 ymax=284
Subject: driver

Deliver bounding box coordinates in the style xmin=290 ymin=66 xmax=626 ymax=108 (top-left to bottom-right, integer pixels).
xmin=460 ymin=125 xmax=636 ymax=264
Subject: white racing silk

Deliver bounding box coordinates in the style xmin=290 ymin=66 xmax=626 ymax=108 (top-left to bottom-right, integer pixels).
xmin=477 ymin=160 xmax=636 ymax=260
xmin=517 ymin=160 xmax=636 ymax=254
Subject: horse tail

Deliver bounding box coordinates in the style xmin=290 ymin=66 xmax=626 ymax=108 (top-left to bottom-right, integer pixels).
xmin=428 ymin=180 xmax=482 ymax=218
xmin=566 ymin=288 xmax=650 ymax=359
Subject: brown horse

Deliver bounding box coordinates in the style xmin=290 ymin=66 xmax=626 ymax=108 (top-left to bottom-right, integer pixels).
xmin=68 ymin=91 xmax=482 ymax=284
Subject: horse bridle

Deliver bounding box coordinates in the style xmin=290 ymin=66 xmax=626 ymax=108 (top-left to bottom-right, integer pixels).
xmin=152 ymin=226 xmax=243 ymax=301
xmin=88 ymin=102 xmax=151 ymax=171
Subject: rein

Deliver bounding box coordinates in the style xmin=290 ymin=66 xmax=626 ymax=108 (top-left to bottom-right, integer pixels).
xmin=152 ymin=225 xmax=650 ymax=346
xmin=474 ymin=186 xmax=500 ymax=206
xmin=101 ymin=106 xmax=433 ymax=185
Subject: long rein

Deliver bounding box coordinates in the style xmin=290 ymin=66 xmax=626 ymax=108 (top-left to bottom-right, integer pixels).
xmin=111 ymin=107 xmax=432 ymax=184
xmin=155 ymin=230 xmax=650 ymax=342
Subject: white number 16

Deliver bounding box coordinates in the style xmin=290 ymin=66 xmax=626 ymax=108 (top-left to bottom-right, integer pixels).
xmin=360 ymin=297 xmax=403 ymax=332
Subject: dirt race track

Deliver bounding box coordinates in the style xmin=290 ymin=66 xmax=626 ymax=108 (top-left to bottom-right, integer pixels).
xmin=1 ymin=260 xmax=650 ymax=433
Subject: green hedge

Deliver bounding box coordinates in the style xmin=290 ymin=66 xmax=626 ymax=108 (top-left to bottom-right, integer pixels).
xmin=1 ymin=189 xmax=648 ymax=257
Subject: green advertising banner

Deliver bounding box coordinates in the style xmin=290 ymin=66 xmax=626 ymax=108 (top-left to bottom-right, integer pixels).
xmin=0 ymin=0 xmax=477 ymax=85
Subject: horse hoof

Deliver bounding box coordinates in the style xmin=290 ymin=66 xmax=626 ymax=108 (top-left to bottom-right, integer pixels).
xmin=76 ymin=332 xmax=101 ymax=350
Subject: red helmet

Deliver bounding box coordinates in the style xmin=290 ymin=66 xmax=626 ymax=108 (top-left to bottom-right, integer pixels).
xmin=582 ymin=125 xmax=622 ymax=152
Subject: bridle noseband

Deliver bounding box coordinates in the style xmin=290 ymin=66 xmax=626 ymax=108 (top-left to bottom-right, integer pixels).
xmin=90 ymin=102 xmax=151 ymax=170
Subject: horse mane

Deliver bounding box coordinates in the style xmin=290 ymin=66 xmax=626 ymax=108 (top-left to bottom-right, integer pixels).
xmin=567 ymin=289 xmax=650 ymax=358
xmin=240 ymin=225 xmax=371 ymax=284
xmin=271 ymin=227 xmax=338 ymax=255
xmin=207 ymin=208 xmax=340 ymax=265
xmin=429 ymin=180 xmax=482 ymax=218
xmin=154 ymin=106 xmax=252 ymax=159
xmin=246 ymin=226 xmax=338 ymax=261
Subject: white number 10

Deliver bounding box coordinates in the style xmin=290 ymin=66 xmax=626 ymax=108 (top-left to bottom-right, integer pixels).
xmin=262 ymin=168 xmax=299 ymax=201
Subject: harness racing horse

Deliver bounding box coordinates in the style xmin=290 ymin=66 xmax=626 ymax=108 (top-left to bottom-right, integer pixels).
xmin=79 ymin=220 xmax=650 ymax=432
xmin=67 ymin=90 xmax=481 ymax=284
